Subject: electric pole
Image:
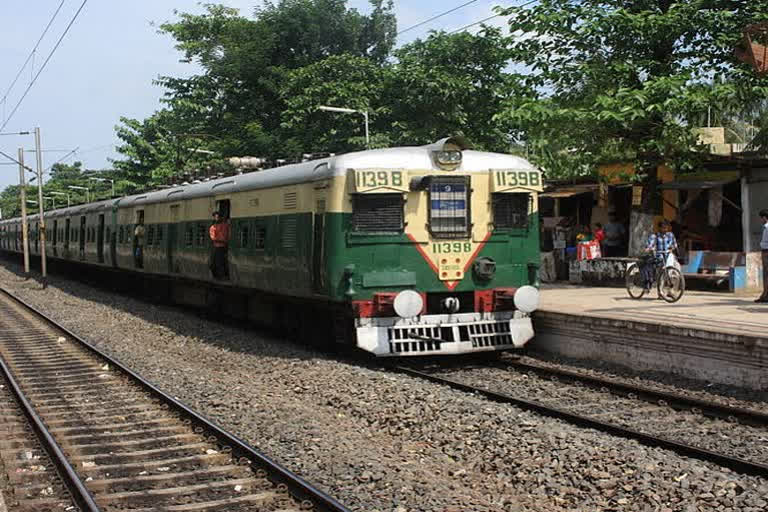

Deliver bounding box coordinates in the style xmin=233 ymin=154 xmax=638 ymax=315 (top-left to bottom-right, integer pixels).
xmin=35 ymin=127 xmax=47 ymax=287
xmin=18 ymin=148 xmax=30 ymax=277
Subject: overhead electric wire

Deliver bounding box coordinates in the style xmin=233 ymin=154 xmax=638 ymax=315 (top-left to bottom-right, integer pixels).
xmin=45 ymin=146 xmax=79 ymax=173
xmin=0 ymin=0 xmax=67 ymax=112
xmin=449 ymin=0 xmax=536 ymax=34
xmin=0 ymin=0 xmax=89 ymax=132
xmin=397 ymin=0 xmax=478 ymax=36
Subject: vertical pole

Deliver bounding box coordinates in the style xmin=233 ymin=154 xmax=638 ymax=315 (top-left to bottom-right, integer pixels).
xmin=35 ymin=127 xmax=47 ymax=288
xmin=18 ymin=148 xmax=30 ymax=277
xmin=111 ymin=180 xmax=115 ymax=198
xmin=363 ymin=111 xmax=370 ymax=149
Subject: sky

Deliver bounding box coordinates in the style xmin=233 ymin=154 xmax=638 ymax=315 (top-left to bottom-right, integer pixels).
xmin=0 ymin=0 xmax=509 ymax=191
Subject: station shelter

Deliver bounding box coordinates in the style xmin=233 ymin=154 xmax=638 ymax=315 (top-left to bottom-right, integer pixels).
xmin=540 ymin=156 xmax=768 ymax=292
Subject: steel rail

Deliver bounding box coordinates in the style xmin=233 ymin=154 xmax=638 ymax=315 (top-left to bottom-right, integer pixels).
xmin=500 ymin=359 xmax=768 ymax=427
xmin=0 ymin=346 xmax=101 ymax=511
xmin=0 ymin=287 xmax=352 ymax=512
xmin=394 ymin=366 xmax=768 ymax=478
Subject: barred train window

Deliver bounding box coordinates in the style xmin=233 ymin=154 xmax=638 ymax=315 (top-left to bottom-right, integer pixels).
xmin=185 ymin=227 xmax=193 ymax=247
xmin=253 ymin=227 xmax=266 ymax=250
xmin=196 ymin=223 xmax=206 ymax=246
xmin=240 ymin=224 xmax=250 ymax=248
xmin=429 ymin=176 xmax=470 ymax=239
xmin=351 ymin=194 xmax=403 ymax=233
xmin=492 ymin=193 xmax=531 ymax=230
xmin=281 ymin=217 xmax=298 ymax=249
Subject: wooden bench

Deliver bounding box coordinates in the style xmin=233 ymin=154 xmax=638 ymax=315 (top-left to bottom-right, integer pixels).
xmin=682 ymin=251 xmax=747 ymax=292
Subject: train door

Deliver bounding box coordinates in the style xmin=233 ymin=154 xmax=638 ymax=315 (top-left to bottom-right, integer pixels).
xmin=214 ymin=199 xmax=231 ymax=280
xmin=97 ymin=214 xmax=105 ymax=263
xmin=168 ymin=204 xmax=180 ymax=272
xmin=312 ymin=194 xmax=326 ymax=293
xmin=110 ymin=208 xmax=118 ymax=268
xmin=52 ymin=220 xmax=58 ymax=257
xmin=79 ymin=216 xmax=86 ymax=260
xmin=64 ymin=219 xmax=70 ymax=255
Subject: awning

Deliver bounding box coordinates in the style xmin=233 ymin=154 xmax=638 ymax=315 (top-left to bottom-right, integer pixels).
xmin=658 ymin=179 xmax=738 ymax=190
xmin=539 ymin=186 xmax=597 ymax=198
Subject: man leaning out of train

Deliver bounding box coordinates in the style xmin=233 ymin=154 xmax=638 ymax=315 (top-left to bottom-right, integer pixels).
xmin=209 ymin=211 xmax=230 ymax=280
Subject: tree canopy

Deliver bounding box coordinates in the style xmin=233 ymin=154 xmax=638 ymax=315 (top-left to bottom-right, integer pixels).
xmin=497 ymin=0 xmax=768 ymax=247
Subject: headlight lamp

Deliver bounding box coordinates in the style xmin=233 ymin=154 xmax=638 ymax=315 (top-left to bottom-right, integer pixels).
xmin=436 ymin=150 xmax=463 ymax=166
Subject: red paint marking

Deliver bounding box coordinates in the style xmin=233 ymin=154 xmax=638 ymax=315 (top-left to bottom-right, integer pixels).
xmin=407 ymin=232 xmax=492 ymax=291
xmin=406 ymin=233 xmax=439 ymax=274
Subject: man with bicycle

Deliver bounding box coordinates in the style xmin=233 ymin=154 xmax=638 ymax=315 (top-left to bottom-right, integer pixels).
xmin=641 ymin=220 xmax=678 ymax=293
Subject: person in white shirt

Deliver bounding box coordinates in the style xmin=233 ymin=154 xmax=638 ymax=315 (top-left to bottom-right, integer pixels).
xmin=756 ymin=209 xmax=768 ymax=304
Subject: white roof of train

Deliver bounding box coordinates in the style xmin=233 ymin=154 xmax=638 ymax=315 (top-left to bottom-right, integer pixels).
xmin=0 ymin=143 xmax=538 ymax=223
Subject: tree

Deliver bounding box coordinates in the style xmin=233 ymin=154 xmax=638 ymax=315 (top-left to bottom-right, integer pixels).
xmin=280 ymin=54 xmax=392 ymax=152
xmin=388 ymin=27 xmax=525 ymax=150
xmin=498 ymin=0 xmax=768 ymax=250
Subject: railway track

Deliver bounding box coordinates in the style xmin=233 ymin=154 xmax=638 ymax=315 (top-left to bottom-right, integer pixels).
xmin=394 ymin=357 xmax=768 ymax=478
xmin=0 ymin=287 xmax=351 ymax=512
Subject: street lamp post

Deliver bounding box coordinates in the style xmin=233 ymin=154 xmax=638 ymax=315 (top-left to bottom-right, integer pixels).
xmin=318 ymin=105 xmax=370 ymax=148
xmin=89 ymin=177 xmax=115 ymax=198
xmin=50 ymin=191 xmax=70 ymax=207
xmin=68 ymin=185 xmax=90 ymax=203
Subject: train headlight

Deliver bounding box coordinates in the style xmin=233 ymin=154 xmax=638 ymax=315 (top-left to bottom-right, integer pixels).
xmin=426 ymin=136 xmax=470 ymax=170
xmin=393 ymin=290 xmax=424 ymax=318
xmin=513 ymin=286 xmax=540 ymax=314
xmin=436 ymin=150 xmax=463 ymax=166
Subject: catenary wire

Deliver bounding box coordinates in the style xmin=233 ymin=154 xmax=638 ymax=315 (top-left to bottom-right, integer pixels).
xmin=449 ymin=0 xmax=536 ymax=34
xmin=0 ymin=1 xmax=67 ymax=114
xmin=397 ymin=0 xmax=478 ymax=36
xmin=0 ymin=0 xmax=89 ymax=132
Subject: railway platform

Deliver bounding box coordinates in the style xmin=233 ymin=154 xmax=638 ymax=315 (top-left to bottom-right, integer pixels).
xmin=532 ymin=285 xmax=768 ymax=391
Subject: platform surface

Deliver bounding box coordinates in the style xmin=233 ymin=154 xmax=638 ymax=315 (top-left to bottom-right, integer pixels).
xmin=539 ymin=285 xmax=768 ymax=339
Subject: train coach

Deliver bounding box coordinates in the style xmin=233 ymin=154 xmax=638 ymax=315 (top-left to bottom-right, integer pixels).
xmin=0 ymin=137 xmax=543 ymax=356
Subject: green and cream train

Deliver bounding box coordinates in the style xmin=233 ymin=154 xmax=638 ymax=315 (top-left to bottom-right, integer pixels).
xmin=0 ymin=138 xmax=543 ymax=356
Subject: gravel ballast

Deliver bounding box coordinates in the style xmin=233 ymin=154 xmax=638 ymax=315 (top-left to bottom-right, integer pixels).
xmin=0 ymin=261 xmax=767 ymax=512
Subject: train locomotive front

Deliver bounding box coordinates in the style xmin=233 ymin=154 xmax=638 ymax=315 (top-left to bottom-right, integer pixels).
xmin=331 ymin=137 xmax=542 ymax=356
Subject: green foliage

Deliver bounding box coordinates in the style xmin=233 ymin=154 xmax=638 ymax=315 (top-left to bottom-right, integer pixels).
xmin=498 ymin=0 xmax=768 ymax=183
xmin=388 ymin=28 xmax=525 ymax=151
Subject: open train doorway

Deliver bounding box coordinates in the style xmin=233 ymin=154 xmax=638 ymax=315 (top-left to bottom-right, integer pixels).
xmin=97 ymin=214 xmax=105 ymax=263
xmin=211 ymin=199 xmax=231 ymax=280
xmin=79 ymin=217 xmax=86 ymax=260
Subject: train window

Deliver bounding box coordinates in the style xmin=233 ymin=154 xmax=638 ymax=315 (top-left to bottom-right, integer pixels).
xmin=196 ymin=223 xmax=206 ymax=246
xmin=147 ymin=226 xmax=155 ymax=246
xmin=156 ymin=226 xmax=164 ymax=245
xmin=492 ymin=193 xmax=531 ymax=230
xmin=119 ymin=227 xmax=124 ymax=244
xmin=351 ymin=194 xmax=403 ymax=233
xmin=253 ymin=226 xmax=266 ymax=250
xmin=185 ymin=226 xmax=194 ymax=247
xmin=281 ymin=217 xmax=297 ymax=250
xmin=240 ymin=224 xmax=250 ymax=248
xmin=428 ymin=176 xmax=470 ymax=239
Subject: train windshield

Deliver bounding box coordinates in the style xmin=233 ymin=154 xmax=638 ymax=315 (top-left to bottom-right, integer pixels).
xmin=428 ymin=176 xmax=470 ymax=239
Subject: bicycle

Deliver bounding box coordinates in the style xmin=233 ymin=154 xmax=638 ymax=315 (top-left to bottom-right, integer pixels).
xmin=625 ymin=252 xmax=685 ymax=303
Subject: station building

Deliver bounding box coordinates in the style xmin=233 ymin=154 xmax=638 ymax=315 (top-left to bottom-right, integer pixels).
xmin=539 ymin=132 xmax=768 ymax=292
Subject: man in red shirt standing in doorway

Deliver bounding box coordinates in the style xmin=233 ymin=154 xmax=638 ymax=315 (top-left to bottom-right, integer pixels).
xmin=209 ymin=211 xmax=230 ymax=280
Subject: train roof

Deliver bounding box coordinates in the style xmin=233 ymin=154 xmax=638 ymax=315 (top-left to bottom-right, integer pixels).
xmin=0 ymin=142 xmax=539 ymax=220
